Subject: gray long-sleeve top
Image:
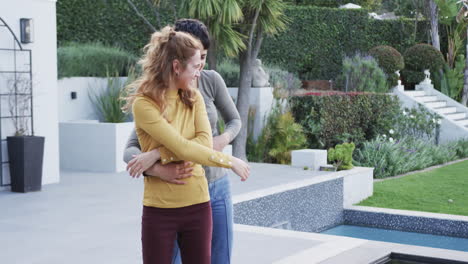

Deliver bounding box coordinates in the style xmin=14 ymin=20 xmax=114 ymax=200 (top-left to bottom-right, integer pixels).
xmin=123 ymin=70 xmax=241 ymax=183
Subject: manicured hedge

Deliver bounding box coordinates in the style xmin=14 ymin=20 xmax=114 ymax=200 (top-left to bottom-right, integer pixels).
xmin=58 ymin=42 xmax=138 ymax=78
xmin=285 ymin=0 xmax=380 ymax=8
xmin=57 ymin=0 xmax=174 ymax=55
xmin=57 ymin=3 xmax=436 ymax=79
xmin=259 ymin=6 xmax=429 ymax=80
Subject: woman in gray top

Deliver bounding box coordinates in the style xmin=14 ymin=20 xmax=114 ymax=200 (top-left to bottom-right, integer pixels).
xmin=123 ymin=19 xmax=241 ymax=264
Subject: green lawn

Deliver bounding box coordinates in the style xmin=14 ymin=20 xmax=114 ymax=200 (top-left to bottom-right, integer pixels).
xmin=358 ymin=160 xmax=468 ymax=216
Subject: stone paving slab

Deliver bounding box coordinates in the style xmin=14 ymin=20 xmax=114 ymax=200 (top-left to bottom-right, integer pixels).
xmin=1 ymin=164 xmax=468 ymax=263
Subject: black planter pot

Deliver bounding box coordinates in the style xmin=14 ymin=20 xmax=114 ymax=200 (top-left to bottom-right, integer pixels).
xmin=7 ymin=136 xmax=45 ymax=193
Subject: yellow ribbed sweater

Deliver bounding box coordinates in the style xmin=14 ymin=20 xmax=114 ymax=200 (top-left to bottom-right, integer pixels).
xmin=132 ymin=89 xmax=232 ymax=208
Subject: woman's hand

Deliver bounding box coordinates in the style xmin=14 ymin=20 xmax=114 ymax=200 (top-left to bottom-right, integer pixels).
xmin=127 ymin=149 xmax=161 ymax=178
xmin=146 ymin=161 xmax=194 ymax=185
xmin=230 ymin=157 xmax=250 ymax=181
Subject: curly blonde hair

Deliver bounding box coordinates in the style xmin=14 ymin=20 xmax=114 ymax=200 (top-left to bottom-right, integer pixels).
xmin=122 ymin=26 xmax=203 ymax=115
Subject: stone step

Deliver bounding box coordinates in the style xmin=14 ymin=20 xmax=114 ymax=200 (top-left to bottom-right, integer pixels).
xmin=425 ymin=101 xmax=447 ymax=108
xmin=405 ymin=91 xmax=426 ymax=97
xmin=445 ymin=112 xmax=467 ymax=120
xmin=415 ymin=96 xmax=438 ymax=102
xmin=435 ymin=106 xmax=457 ymax=114
xmin=455 ymin=119 xmax=468 ymax=126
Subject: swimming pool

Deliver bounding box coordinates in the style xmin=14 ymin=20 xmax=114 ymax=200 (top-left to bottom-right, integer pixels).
xmin=322 ymin=225 xmax=468 ymax=252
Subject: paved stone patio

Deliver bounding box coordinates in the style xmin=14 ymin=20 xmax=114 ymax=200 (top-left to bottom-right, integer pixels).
xmin=1 ymin=163 xmax=468 ymax=263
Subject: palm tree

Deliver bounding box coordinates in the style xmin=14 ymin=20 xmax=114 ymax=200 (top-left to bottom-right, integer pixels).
xmin=181 ymin=0 xmax=245 ymax=70
xmin=232 ymin=0 xmax=288 ymax=160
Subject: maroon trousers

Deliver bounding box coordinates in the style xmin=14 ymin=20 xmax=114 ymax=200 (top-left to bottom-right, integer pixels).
xmin=141 ymin=202 xmax=212 ymax=264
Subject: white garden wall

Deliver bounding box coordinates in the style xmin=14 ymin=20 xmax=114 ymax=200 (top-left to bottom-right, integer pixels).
xmin=228 ymin=86 xmax=274 ymax=140
xmin=1 ymin=0 xmax=59 ymax=188
xmin=58 ymin=77 xmax=127 ymax=122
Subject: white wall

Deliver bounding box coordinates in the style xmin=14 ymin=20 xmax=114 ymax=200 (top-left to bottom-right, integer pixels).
xmin=1 ymin=0 xmax=59 ymax=187
xmin=58 ymin=77 xmax=127 ymax=122
xmin=60 ymin=121 xmax=134 ymax=172
xmin=228 ymin=86 xmax=274 ymax=140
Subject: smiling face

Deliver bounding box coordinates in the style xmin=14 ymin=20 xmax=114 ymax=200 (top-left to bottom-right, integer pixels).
xmin=174 ymin=49 xmax=202 ymax=90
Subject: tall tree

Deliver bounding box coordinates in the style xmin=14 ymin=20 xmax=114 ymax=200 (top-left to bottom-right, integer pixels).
xmin=456 ymin=0 xmax=468 ymax=105
xmin=232 ymin=0 xmax=288 ymax=160
xmin=435 ymin=0 xmax=468 ymax=104
xmin=429 ymin=0 xmax=441 ymax=50
xmin=181 ymin=0 xmax=245 ymax=70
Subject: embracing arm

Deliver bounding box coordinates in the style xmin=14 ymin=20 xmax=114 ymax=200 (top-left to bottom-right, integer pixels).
xmin=123 ymin=129 xmax=142 ymax=163
xmin=132 ymin=94 xmax=232 ymax=168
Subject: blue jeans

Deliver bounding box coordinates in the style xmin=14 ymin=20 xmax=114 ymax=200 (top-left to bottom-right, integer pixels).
xmin=172 ymin=175 xmax=233 ymax=264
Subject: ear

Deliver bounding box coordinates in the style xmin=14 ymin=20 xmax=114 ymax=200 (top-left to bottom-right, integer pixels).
xmin=172 ymin=59 xmax=181 ymax=75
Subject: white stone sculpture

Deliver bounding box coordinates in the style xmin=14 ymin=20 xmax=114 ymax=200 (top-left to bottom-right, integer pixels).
xmin=252 ymin=59 xmax=270 ymax=87
xmin=421 ymin=69 xmax=432 ymax=85
xmin=396 ymin=70 xmax=402 ymax=86
xmin=416 ymin=69 xmax=435 ymax=91
xmin=395 ymin=70 xmax=404 ymax=91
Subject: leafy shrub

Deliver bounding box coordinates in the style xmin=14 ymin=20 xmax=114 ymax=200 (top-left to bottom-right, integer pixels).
xmin=328 ymin=142 xmax=355 ymax=170
xmin=434 ymin=54 xmax=465 ymax=101
xmin=89 ymin=70 xmax=136 ymax=123
xmin=265 ymin=65 xmax=302 ymax=95
xmin=247 ymin=99 xmax=308 ymax=164
xmin=369 ymin=45 xmax=404 ymax=86
xmin=392 ymin=105 xmax=441 ymax=142
xmin=268 ymin=112 xmax=308 ymax=164
xmin=402 ymin=43 xmax=446 ymax=85
xmin=337 ymin=54 xmax=388 ymax=92
xmin=290 ymin=93 xmax=401 ymax=149
xmin=354 ymin=136 xmax=458 ymax=178
xmin=452 ymin=138 xmax=468 ymax=158
xmin=58 ymin=42 xmax=138 ymax=78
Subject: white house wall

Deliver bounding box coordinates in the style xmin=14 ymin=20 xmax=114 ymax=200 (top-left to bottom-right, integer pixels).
xmin=1 ymin=0 xmax=59 ymax=187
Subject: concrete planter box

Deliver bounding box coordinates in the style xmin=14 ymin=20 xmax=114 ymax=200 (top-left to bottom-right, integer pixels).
xmin=58 ymin=77 xmax=128 ymax=122
xmin=59 ymin=121 xmax=134 ymax=172
xmin=342 ymin=167 xmax=374 ymax=207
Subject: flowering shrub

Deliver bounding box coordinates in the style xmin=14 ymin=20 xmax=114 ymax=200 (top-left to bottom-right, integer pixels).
xmin=354 ymin=136 xmax=461 ymax=178
xmin=290 ymin=93 xmax=401 ymax=149
xmin=392 ymin=104 xmax=441 ymax=142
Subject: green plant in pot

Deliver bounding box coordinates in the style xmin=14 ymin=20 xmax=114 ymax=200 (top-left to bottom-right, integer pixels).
xmin=6 ymin=76 xmax=45 ymax=193
xmin=327 ymin=142 xmax=355 ymax=170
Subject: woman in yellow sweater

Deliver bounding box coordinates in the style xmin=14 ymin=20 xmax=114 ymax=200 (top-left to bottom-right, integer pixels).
xmin=123 ymin=26 xmax=250 ymax=264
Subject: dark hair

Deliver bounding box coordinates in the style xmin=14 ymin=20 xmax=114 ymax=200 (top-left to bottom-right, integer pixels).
xmin=175 ymin=19 xmax=210 ymax=50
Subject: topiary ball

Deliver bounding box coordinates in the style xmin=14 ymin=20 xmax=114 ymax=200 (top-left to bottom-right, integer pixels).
xmin=369 ymin=45 xmax=405 ymax=86
xmin=369 ymin=45 xmax=404 ymax=74
xmin=402 ymin=43 xmax=446 ymax=85
xmin=404 ymin=43 xmax=445 ymax=72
